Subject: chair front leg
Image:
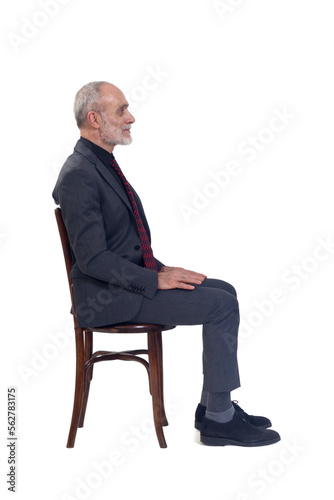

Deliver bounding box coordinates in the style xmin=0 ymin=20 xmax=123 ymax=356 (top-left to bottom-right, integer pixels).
xmin=78 ymin=330 xmax=93 ymax=428
xmin=155 ymin=331 xmax=168 ymax=426
xmin=147 ymin=332 xmax=167 ymax=448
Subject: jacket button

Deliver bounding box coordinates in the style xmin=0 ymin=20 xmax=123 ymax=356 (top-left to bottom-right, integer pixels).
xmin=135 ymin=245 xmax=140 ymax=250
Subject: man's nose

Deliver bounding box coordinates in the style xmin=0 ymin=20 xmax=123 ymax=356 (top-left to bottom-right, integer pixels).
xmin=126 ymin=110 xmax=135 ymax=124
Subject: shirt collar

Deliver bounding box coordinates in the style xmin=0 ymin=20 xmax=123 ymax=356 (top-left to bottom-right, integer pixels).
xmin=79 ymin=136 xmax=114 ymax=167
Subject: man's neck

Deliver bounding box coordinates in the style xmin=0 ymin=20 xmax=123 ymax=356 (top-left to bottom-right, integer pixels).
xmin=80 ymin=131 xmax=115 ymax=153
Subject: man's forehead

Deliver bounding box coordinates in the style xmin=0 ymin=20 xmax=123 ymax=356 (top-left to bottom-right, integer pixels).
xmin=99 ymin=83 xmax=127 ymax=108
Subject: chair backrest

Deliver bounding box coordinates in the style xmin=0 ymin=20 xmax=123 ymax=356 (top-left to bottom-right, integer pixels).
xmin=55 ymin=208 xmax=78 ymax=325
xmin=55 ymin=208 xmax=73 ymax=285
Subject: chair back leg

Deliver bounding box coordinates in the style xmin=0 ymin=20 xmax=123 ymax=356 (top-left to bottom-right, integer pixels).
xmin=66 ymin=327 xmax=85 ymax=448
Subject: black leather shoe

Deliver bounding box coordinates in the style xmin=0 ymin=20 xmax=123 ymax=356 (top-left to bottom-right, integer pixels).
xmin=194 ymin=404 xmax=207 ymax=430
xmin=200 ymin=412 xmax=280 ymax=447
xmin=195 ymin=401 xmax=272 ymax=430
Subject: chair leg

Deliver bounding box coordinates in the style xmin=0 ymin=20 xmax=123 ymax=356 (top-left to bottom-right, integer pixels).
xmin=78 ymin=331 xmax=93 ymax=428
xmin=156 ymin=331 xmax=168 ymax=427
xmin=67 ymin=327 xmax=85 ymax=448
xmin=147 ymin=332 xmax=167 ymax=448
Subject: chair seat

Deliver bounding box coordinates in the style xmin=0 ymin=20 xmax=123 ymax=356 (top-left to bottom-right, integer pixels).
xmin=84 ymin=324 xmax=175 ymax=334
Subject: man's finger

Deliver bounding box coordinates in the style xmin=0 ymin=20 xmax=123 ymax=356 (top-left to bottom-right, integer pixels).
xmin=177 ymin=282 xmax=195 ymax=290
xmin=179 ymin=272 xmax=206 ymax=283
xmin=183 ymin=269 xmax=207 ymax=279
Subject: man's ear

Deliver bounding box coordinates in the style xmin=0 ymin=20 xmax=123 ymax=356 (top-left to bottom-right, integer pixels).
xmin=86 ymin=110 xmax=102 ymax=129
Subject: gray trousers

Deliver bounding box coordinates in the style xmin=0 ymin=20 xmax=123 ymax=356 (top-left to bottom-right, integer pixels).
xmin=131 ymin=278 xmax=241 ymax=393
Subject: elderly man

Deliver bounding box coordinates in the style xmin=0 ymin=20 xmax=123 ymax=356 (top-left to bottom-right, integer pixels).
xmin=52 ymin=81 xmax=280 ymax=447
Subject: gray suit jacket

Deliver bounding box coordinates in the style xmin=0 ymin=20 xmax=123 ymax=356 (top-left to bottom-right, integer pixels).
xmin=52 ymin=140 xmax=164 ymax=327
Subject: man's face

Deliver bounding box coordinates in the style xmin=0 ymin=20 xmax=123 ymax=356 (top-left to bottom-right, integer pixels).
xmin=97 ymin=84 xmax=135 ymax=147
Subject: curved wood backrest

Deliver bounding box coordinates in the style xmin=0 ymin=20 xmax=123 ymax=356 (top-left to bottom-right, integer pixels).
xmin=55 ymin=208 xmax=73 ymax=287
xmin=54 ymin=207 xmax=79 ymax=326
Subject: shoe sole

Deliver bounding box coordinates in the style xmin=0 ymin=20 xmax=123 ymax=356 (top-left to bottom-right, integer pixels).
xmin=200 ymin=434 xmax=281 ymax=447
xmin=194 ymin=420 xmax=270 ymax=431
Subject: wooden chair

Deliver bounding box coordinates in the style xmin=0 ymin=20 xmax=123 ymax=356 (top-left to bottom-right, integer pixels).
xmin=55 ymin=208 xmax=175 ymax=448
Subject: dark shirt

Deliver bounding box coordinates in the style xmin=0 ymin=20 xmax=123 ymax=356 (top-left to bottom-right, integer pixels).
xmin=79 ymin=136 xmax=126 ymax=193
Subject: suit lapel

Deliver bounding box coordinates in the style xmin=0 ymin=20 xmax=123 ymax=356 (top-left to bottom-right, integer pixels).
xmin=95 ymin=161 xmax=133 ymax=211
xmin=73 ymin=140 xmax=151 ymax=241
xmin=74 ymin=140 xmax=133 ymax=212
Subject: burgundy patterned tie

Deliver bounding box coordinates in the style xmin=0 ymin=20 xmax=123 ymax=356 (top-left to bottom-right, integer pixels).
xmin=110 ymin=156 xmax=158 ymax=272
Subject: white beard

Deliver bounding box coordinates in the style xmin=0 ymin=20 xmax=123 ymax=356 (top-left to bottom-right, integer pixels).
xmin=100 ymin=113 xmax=132 ymax=147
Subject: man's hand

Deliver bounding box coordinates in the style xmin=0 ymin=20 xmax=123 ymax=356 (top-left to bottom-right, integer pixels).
xmin=158 ymin=266 xmax=207 ymax=290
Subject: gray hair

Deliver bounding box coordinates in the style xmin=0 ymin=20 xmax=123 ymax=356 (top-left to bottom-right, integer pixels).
xmin=73 ymin=81 xmax=109 ymax=129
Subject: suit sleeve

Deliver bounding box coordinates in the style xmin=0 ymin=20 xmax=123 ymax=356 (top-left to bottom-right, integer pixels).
xmin=56 ymin=168 xmax=158 ymax=299
xmin=154 ymin=258 xmax=165 ymax=271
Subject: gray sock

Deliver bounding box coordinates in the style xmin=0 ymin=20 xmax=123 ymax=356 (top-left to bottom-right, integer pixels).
xmin=205 ymin=392 xmax=235 ymax=423
xmin=200 ymin=390 xmax=208 ymax=406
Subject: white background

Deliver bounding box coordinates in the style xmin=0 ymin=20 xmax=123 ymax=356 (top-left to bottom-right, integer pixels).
xmin=1 ymin=0 xmax=334 ymax=499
